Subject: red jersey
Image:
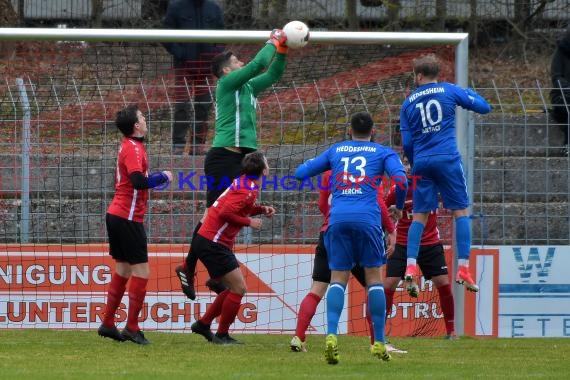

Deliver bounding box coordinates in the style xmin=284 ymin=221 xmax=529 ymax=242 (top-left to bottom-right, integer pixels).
xmin=385 ymin=184 xmax=441 ymax=245
xmin=107 ymin=137 xmax=149 ymax=222
xmin=198 ymin=176 xmax=265 ymax=249
xmin=318 ymin=170 xmax=395 ymax=233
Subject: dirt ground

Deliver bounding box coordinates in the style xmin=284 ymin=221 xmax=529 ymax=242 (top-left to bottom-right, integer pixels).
xmin=469 ymin=44 xmax=551 ymax=88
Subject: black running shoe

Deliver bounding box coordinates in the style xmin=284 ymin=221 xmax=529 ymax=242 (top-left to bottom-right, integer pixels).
xmin=191 ymin=320 xmax=214 ymax=342
xmin=175 ymin=265 xmax=196 ymax=300
xmin=212 ymin=332 xmax=243 ymax=345
xmin=121 ymin=328 xmax=150 ymax=345
xmin=97 ymin=324 xmax=125 ymax=342
xmin=205 ymin=278 xmax=228 ymax=295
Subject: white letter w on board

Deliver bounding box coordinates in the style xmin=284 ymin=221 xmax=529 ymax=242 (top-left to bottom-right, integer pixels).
xmin=513 ymin=247 xmax=555 ymax=283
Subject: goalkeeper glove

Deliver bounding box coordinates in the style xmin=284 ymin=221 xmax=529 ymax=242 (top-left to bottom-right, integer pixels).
xmin=266 ymin=29 xmax=288 ymax=54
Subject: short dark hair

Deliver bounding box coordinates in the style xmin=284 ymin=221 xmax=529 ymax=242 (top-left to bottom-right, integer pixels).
xmin=211 ymin=50 xmax=233 ymax=78
xmin=242 ymin=151 xmax=267 ymax=177
xmin=115 ymin=104 xmax=139 ymax=136
xmin=413 ymin=54 xmax=440 ymax=79
xmin=350 ymin=111 xmax=374 ymax=138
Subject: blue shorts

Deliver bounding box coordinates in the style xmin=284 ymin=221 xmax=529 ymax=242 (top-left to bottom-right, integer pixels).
xmin=411 ymin=154 xmax=469 ymax=213
xmin=324 ymin=222 xmax=385 ymax=271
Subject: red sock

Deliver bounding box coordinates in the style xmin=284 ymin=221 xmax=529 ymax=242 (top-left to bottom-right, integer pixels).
xmin=384 ymin=288 xmax=395 ymax=319
xmin=126 ymin=276 xmax=148 ymax=332
xmin=200 ymin=289 xmax=229 ymax=325
xmin=102 ymin=272 xmax=128 ymax=327
xmin=295 ymin=292 xmax=321 ymax=341
xmin=365 ymin=300 xmax=375 ymax=345
xmin=217 ymin=291 xmax=243 ymax=335
xmin=437 ymin=284 xmax=455 ymax=334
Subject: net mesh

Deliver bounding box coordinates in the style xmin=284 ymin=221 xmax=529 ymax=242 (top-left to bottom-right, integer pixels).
xmin=0 ymin=35 xmax=456 ymax=336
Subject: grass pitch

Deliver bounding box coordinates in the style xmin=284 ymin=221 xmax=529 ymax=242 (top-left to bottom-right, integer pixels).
xmin=0 ymin=330 xmax=567 ymax=379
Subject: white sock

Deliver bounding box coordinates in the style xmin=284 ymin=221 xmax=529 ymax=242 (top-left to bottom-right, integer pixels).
xmin=458 ymin=259 xmax=468 ymax=267
xmin=407 ymin=258 xmax=417 ymax=266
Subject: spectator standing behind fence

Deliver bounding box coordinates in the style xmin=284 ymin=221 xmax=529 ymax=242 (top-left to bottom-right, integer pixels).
xmin=163 ymin=0 xmax=224 ymax=155
xmin=550 ymin=25 xmax=570 ymax=154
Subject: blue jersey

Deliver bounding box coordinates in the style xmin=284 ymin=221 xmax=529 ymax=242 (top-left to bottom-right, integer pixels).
xmin=400 ymin=82 xmax=491 ymax=164
xmin=294 ymin=140 xmax=407 ymax=226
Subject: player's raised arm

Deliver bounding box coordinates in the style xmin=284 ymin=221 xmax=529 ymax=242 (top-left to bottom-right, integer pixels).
xmin=214 ymin=29 xmax=287 ymax=92
xmin=455 ymin=86 xmax=492 ymax=114
xmin=294 ymin=150 xmax=331 ymax=180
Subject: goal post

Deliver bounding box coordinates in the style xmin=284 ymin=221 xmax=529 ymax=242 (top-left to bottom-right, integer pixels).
xmin=0 ymin=27 xmax=472 ymax=337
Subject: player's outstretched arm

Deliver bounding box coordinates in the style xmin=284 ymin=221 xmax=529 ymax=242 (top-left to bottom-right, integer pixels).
xmin=460 ymin=87 xmax=492 ymax=114
xmin=251 ymin=205 xmax=276 ymax=217
xmin=222 ymin=42 xmax=280 ymax=91
xmin=294 ymin=149 xmax=331 ymax=180
xmin=248 ymin=30 xmax=288 ymax=95
xmin=249 ymin=56 xmax=287 ymax=96
xmin=133 ymin=170 xmax=172 ymax=190
xmin=267 ymin=29 xmax=288 ymax=54
xmin=217 ymin=195 xmax=255 ymax=227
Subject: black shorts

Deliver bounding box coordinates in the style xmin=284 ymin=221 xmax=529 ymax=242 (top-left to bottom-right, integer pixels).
xmin=192 ymin=234 xmax=239 ymax=279
xmin=386 ymin=243 xmax=448 ymax=280
xmin=106 ymin=213 xmax=148 ymax=265
xmin=204 ymin=147 xmax=246 ymax=207
xmin=312 ymin=231 xmax=367 ymax=287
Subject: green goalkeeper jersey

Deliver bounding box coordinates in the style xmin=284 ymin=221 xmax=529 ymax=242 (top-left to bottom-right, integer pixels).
xmin=212 ymin=44 xmax=287 ymax=151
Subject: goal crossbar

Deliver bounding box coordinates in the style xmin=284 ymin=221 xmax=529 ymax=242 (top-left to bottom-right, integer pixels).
xmin=0 ymin=27 xmax=467 ymax=45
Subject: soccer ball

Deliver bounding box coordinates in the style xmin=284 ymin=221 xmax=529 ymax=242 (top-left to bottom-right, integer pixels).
xmin=283 ymin=20 xmax=310 ymax=50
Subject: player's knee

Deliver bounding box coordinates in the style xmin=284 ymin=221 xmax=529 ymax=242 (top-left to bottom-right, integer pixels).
xmin=452 ymin=208 xmax=469 ymax=218
xmin=231 ymin=283 xmax=247 ymax=296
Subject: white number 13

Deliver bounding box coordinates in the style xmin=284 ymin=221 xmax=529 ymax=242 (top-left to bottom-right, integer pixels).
xmin=340 ymin=156 xmax=367 ymax=182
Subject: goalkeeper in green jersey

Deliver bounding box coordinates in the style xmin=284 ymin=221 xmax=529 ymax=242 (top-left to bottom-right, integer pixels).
xmin=175 ymin=29 xmax=289 ymax=301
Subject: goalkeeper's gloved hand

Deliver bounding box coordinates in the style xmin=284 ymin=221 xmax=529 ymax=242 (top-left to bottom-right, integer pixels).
xmin=266 ymin=29 xmax=288 ymax=54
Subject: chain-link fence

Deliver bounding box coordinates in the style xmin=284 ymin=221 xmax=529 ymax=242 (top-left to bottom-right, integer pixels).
xmin=1 ymin=65 xmax=568 ymax=245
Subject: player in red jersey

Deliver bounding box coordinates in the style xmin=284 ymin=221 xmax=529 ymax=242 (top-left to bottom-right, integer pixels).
xmin=189 ymin=151 xmax=276 ymax=344
xmin=289 ymin=170 xmax=397 ymax=352
xmin=384 ymin=155 xmax=456 ymax=339
xmin=98 ymin=104 xmax=173 ymax=345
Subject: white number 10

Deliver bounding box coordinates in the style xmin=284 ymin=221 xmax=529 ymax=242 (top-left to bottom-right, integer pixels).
xmin=415 ymin=99 xmax=443 ymax=128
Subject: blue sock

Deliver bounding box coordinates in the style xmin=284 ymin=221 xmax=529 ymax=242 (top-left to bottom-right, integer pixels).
xmin=407 ymin=221 xmax=425 ymax=260
xmin=455 ymin=216 xmax=471 ymax=260
xmin=368 ymin=283 xmax=386 ymax=343
xmin=326 ymin=282 xmax=346 ymax=335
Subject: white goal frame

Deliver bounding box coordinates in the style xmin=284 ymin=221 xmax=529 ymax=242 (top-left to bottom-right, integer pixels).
xmin=0 ymin=27 xmax=471 ymax=335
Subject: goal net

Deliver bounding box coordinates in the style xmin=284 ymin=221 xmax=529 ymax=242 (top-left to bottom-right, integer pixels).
xmin=0 ymin=28 xmax=463 ymax=337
